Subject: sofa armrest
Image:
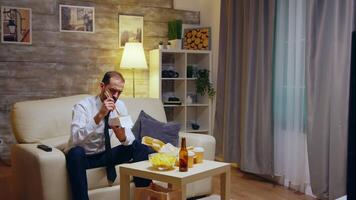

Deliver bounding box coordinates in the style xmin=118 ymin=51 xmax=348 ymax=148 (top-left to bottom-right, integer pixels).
xmin=179 ymin=132 xmax=216 ymax=160
xmin=11 ymin=144 xmax=71 ymax=200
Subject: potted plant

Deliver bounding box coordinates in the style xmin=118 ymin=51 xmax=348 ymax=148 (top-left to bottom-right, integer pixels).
xmin=196 ymin=69 xmax=216 ymax=98
xmin=158 ymin=41 xmax=164 ymax=49
xmin=167 ymin=41 xmax=172 ymax=49
xmin=187 ymin=65 xmax=193 ymax=78
xmin=168 ymin=20 xmax=182 ymax=49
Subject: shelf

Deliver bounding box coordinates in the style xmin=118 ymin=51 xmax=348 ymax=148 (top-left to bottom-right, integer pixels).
xmin=186 ymin=129 xmax=209 ymax=133
xmin=155 ymin=49 xmax=211 ymax=54
xmin=163 ymin=104 xmax=184 ymax=107
xmin=186 ymin=104 xmax=209 ymax=107
xmin=149 ymin=49 xmax=212 ymax=135
xmin=161 ymin=78 xmax=198 ymax=81
xmin=162 ymin=78 xmax=186 ymax=80
xmin=163 ymin=104 xmax=208 ymax=107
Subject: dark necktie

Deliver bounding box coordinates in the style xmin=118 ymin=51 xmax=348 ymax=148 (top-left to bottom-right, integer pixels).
xmin=104 ymin=113 xmax=117 ymax=183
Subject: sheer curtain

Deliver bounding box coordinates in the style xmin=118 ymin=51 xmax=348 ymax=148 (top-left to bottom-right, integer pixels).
xmin=273 ymin=0 xmax=311 ymax=193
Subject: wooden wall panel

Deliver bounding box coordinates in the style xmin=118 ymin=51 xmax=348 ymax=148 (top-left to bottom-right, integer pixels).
xmin=0 ymin=0 xmax=199 ymax=162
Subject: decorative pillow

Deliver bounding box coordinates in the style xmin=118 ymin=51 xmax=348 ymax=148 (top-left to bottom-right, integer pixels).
xmin=140 ymin=117 xmax=180 ymax=147
xmin=132 ymin=110 xmax=158 ymax=139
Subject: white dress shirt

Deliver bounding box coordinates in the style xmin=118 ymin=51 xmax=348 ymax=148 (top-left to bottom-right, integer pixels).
xmin=65 ymin=96 xmax=135 ymax=155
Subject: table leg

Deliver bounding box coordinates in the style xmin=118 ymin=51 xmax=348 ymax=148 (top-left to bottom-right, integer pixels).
xmin=220 ymin=167 xmax=231 ymax=200
xmin=181 ymin=183 xmax=186 ymax=200
xmin=120 ymin=170 xmax=130 ymax=200
xmin=172 ymin=183 xmax=186 ymax=200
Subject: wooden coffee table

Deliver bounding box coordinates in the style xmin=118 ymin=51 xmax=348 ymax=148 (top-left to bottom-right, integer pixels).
xmin=119 ymin=160 xmax=231 ymax=200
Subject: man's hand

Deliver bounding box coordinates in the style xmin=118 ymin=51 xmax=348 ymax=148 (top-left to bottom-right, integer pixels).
xmin=94 ymin=97 xmax=116 ymax=124
xmin=111 ymin=126 xmax=126 ymax=142
xmin=101 ymin=97 xmax=116 ymax=115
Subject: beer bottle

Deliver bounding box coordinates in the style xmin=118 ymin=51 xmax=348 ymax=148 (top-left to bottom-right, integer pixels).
xmin=179 ymin=137 xmax=188 ymax=172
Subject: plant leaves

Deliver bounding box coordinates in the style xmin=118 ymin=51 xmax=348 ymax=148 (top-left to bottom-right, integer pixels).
xmin=196 ymin=69 xmax=215 ymax=98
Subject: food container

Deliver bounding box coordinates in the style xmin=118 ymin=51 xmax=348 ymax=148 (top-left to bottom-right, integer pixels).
xmin=188 ymin=151 xmax=195 ymax=168
xmin=193 ymin=147 xmax=204 ymax=163
xmin=149 ymin=153 xmax=177 ymax=170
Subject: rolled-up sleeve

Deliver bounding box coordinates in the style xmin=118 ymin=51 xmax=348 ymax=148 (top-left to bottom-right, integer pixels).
xmin=119 ymin=127 xmax=135 ymax=145
xmin=70 ymin=104 xmax=100 ymax=146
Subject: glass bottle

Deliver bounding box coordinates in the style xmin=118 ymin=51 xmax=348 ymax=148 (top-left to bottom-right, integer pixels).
xmin=179 ymin=137 xmax=188 ymax=172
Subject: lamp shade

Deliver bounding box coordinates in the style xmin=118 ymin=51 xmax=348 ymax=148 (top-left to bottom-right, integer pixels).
xmin=7 ymin=19 xmax=16 ymax=34
xmin=120 ymin=42 xmax=147 ymax=69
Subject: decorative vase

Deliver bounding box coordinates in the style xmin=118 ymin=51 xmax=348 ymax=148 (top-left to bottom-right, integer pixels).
xmin=168 ymin=39 xmax=182 ymax=50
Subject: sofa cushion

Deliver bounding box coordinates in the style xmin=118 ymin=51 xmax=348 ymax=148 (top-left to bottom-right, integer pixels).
xmin=87 ymin=165 xmax=120 ymax=190
xmin=140 ymin=117 xmax=180 ymax=146
xmin=40 ymin=135 xmax=69 ymax=151
xmin=87 ymin=164 xmax=133 ymax=190
xmin=132 ymin=110 xmax=180 ymax=146
xmin=11 ymin=94 xmax=90 ymax=143
xmin=132 ymin=110 xmax=159 ymax=139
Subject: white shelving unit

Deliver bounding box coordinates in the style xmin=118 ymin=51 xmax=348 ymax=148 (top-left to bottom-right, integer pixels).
xmin=149 ymin=49 xmax=212 ymax=135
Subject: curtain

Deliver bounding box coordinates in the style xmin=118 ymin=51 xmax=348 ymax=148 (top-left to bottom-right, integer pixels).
xmin=216 ymin=0 xmax=355 ymax=198
xmin=305 ymin=0 xmax=354 ymax=199
xmin=214 ymin=0 xmax=275 ymax=175
xmin=273 ymin=0 xmax=311 ymax=193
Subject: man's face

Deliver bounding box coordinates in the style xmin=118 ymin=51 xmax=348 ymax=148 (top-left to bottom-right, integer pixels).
xmin=101 ymin=77 xmax=124 ymax=102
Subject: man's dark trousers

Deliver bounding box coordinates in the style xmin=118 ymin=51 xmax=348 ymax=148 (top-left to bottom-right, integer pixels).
xmin=66 ymin=140 xmax=152 ymax=200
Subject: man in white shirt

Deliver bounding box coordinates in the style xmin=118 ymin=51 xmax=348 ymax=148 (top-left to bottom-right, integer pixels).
xmin=66 ymin=71 xmax=152 ymax=200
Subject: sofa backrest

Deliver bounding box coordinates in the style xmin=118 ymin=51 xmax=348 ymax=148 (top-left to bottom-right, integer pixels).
xmin=11 ymin=95 xmax=167 ymax=143
xmin=121 ymin=98 xmax=167 ymax=123
xmin=11 ymin=94 xmax=90 ymax=143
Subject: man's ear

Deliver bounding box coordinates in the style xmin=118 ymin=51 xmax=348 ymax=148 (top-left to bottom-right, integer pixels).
xmin=99 ymin=82 xmax=105 ymax=89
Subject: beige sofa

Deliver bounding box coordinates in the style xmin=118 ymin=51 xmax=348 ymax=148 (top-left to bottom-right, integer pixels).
xmin=10 ymin=95 xmax=216 ymax=200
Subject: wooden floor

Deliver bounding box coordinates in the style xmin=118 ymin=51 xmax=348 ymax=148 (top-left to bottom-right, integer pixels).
xmin=210 ymin=167 xmax=315 ymax=200
xmin=0 ymin=161 xmax=13 ymax=200
xmin=0 ymin=161 xmax=314 ymax=200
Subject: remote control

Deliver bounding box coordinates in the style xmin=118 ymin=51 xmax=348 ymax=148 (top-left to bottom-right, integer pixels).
xmin=37 ymin=144 xmax=52 ymax=152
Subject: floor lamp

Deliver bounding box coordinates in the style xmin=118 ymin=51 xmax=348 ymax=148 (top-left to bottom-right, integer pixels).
xmin=120 ymin=42 xmax=148 ymax=98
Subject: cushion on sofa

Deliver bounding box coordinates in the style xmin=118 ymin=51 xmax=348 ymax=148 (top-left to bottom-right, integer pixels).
xmin=132 ymin=110 xmax=159 ymax=139
xmin=132 ymin=110 xmax=180 ymax=146
xmin=40 ymin=135 xmax=69 ymax=151
xmin=11 ymin=94 xmax=90 ymax=143
xmin=86 ymin=165 xmax=120 ymax=190
xmin=86 ymin=164 xmax=133 ymax=190
xmin=140 ymin=118 xmax=180 ymax=146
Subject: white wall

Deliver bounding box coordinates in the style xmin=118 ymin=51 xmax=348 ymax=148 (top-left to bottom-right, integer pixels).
xmin=174 ymin=0 xmax=221 ymax=132
xmin=174 ymin=0 xmax=220 ymax=83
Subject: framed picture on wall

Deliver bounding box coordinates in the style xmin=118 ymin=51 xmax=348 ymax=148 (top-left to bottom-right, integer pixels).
xmin=59 ymin=5 xmax=95 ymax=33
xmin=1 ymin=6 xmax=32 ymax=44
xmin=183 ymin=27 xmax=211 ymax=50
xmin=119 ymin=15 xmax=143 ymax=48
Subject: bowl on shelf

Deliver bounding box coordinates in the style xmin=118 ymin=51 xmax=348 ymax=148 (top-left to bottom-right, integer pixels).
xmin=191 ymin=123 xmax=200 ymax=130
xmin=148 ymin=153 xmax=177 ymax=170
